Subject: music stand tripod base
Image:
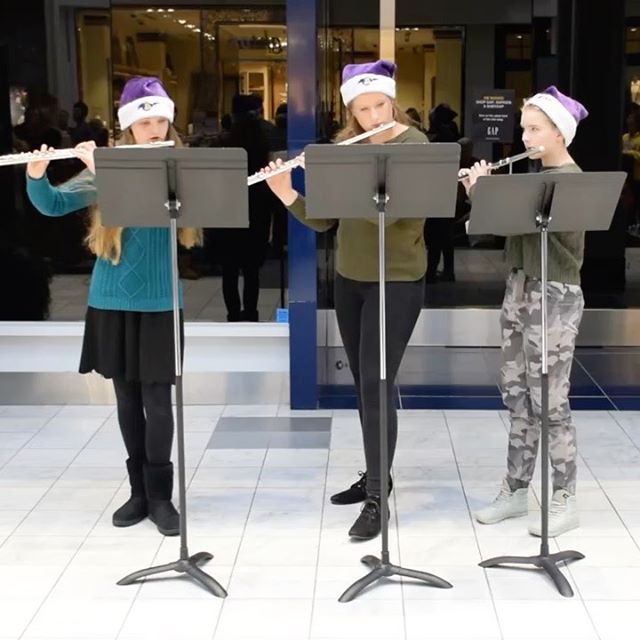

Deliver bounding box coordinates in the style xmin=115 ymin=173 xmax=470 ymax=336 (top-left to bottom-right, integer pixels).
xmin=339 ymin=554 xmax=453 ymax=603
xmin=479 ymin=549 xmax=584 ymax=598
xmin=117 ymin=550 xmax=227 ymax=597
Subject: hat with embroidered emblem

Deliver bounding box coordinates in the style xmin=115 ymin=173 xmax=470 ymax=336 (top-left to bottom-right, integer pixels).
xmin=340 ymin=60 xmax=397 ymax=106
xmin=117 ymin=76 xmax=175 ymax=131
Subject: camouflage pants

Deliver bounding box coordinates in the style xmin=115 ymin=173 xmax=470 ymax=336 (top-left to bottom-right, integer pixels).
xmin=500 ymin=270 xmax=584 ymax=493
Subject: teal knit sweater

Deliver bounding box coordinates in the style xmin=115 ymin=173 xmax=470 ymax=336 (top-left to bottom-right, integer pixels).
xmin=27 ymin=170 xmax=182 ymax=312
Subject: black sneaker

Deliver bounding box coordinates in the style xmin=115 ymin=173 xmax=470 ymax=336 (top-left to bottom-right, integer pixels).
xmin=330 ymin=471 xmax=367 ymax=505
xmin=348 ymin=496 xmax=389 ymax=540
xmin=330 ymin=471 xmax=393 ymax=505
xmin=148 ymin=499 xmax=180 ymax=536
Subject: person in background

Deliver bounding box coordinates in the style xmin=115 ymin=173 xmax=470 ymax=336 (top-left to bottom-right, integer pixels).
xmin=405 ymin=107 xmax=427 ymax=136
xmin=70 ymin=101 xmax=93 ymax=144
xmin=210 ymin=94 xmax=271 ymax=321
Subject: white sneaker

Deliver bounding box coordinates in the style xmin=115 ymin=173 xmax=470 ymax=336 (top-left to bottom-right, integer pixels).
xmin=528 ymin=489 xmax=579 ymax=537
xmin=473 ymin=479 xmax=529 ymax=524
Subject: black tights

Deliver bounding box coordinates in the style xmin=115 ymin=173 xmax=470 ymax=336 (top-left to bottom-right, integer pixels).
xmin=335 ymin=274 xmax=424 ymax=494
xmin=112 ymin=378 xmax=174 ymax=465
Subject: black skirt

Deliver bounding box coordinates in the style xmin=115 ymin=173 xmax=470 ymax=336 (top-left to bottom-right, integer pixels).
xmin=79 ymin=307 xmax=184 ymax=384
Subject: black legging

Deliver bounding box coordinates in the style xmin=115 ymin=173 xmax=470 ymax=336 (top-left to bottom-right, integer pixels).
xmin=425 ymin=218 xmax=455 ymax=277
xmin=112 ymin=378 xmax=174 ymax=465
xmin=222 ymin=264 xmax=260 ymax=320
xmin=334 ymin=274 xmax=424 ymax=495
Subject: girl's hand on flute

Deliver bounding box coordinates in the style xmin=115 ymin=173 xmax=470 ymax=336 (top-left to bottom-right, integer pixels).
xmin=26 ymin=144 xmax=53 ymax=180
xmin=264 ymin=158 xmax=299 ymax=206
xmin=462 ymin=160 xmax=491 ymax=195
xmin=74 ymin=140 xmax=97 ymax=174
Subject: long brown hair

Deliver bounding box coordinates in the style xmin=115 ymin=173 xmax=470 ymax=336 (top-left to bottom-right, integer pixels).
xmin=85 ymin=124 xmax=202 ymax=264
xmin=334 ymin=100 xmax=413 ymax=143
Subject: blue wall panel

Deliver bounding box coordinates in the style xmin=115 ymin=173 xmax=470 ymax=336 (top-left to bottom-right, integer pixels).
xmin=287 ymin=0 xmax=318 ymax=408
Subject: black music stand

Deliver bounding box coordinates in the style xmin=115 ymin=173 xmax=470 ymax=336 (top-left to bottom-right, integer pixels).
xmin=94 ymin=147 xmax=249 ymax=597
xmin=468 ymin=170 xmax=625 ymax=597
xmin=305 ymin=141 xmax=460 ymax=602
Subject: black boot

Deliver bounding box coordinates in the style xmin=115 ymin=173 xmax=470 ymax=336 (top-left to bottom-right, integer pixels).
xmin=113 ymin=458 xmax=147 ymax=527
xmin=144 ymin=462 xmax=180 ymax=536
xmin=330 ymin=471 xmax=393 ymax=505
xmin=348 ymin=495 xmax=389 ymax=540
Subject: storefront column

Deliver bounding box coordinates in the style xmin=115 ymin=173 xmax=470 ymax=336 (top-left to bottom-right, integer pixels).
xmin=287 ymin=0 xmax=319 ymax=408
xmin=557 ymin=0 xmax=627 ymax=296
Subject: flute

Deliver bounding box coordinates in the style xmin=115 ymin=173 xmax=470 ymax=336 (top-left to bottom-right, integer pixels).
xmin=247 ymin=120 xmax=397 ymax=186
xmin=457 ymin=146 xmax=544 ymax=182
xmin=0 ymin=140 xmax=176 ymax=168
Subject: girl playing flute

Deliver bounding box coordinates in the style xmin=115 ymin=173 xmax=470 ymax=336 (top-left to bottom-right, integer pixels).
xmin=262 ymin=60 xmax=428 ymax=540
xmin=25 ymin=77 xmax=201 ymax=536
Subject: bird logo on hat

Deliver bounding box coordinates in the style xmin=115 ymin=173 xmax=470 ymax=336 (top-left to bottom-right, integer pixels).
xmin=138 ymin=101 xmax=159 ymax=111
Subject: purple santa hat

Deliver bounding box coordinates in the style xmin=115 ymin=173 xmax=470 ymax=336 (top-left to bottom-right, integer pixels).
xmin=117 ymin=76 xmax=175 ymax=131
xmin=340 ymin=60 xmax=396 ymax=106
xmin=523 ymin=86 xmax=588 ymax=146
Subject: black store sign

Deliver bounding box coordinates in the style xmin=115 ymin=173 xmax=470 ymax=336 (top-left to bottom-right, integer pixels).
xmin=471 ymin=90 xmax=515 ymax=143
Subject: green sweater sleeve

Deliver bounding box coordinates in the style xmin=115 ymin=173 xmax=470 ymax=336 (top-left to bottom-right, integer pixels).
xmin=26 ymin=169 xmax=97 ymax=217
xmin=287 ymin=194 xmax=337 ymax=232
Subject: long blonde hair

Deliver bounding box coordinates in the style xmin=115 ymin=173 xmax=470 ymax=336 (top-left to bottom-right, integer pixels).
xmin=85 ymin=124 xmax=202 ymax=265
xmin=334 ymin=100 xmax=412 ymax=143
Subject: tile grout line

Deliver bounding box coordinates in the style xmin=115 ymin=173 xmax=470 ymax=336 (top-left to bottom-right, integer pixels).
xmin=16 ymin=418 xmax=130 ymax=639
xmin=307 ymin=410 xmax=332 ymax=640
xmin=210 ymin=441 xmax=268 ymax=640
xmin=0 ymin=405 xmax=73 ymax=545
xmin=442 ymin=409 xmax=506 ymax=640
xmin=573 ymin=356 xmax=616 ymax=410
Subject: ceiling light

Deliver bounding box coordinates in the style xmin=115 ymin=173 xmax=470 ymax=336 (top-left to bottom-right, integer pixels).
xmin=146 ymin=8 xmax=154 ymax=12
xmin=178 ymin=19 xmax=186 ymax=24
xmin=167 ymin=8 xmax=175 ymax=12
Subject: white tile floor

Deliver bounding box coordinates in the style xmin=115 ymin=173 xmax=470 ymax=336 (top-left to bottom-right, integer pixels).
xmin=0 ymin=405 xmax=639 ymax=639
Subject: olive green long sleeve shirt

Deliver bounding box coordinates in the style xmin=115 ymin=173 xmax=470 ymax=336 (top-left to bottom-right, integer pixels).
xmin=287 ymin=126 xmax=428 ymax=282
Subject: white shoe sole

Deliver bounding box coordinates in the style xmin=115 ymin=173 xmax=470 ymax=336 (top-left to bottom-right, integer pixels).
xmin=473 ymin=508 xmax=528 ymax=525
xmin=528 ymin=518 xmax=579 ymax=537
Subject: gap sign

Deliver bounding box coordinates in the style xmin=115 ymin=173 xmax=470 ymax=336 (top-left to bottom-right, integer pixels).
xmin=471 ymin=90 xmax=515 ymax=143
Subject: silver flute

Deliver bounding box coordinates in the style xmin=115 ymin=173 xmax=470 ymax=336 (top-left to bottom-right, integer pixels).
xmin=0 ymin=140 xmax=176 ymax=167
xmin=247 ymin=120 xmax=397 ymax=186
xmin=457 ymin=145 xmax=544 ymax=182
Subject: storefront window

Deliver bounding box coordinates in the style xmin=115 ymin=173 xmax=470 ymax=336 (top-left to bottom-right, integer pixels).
xmin=63 ymin=6 xmax=289 ymax=323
